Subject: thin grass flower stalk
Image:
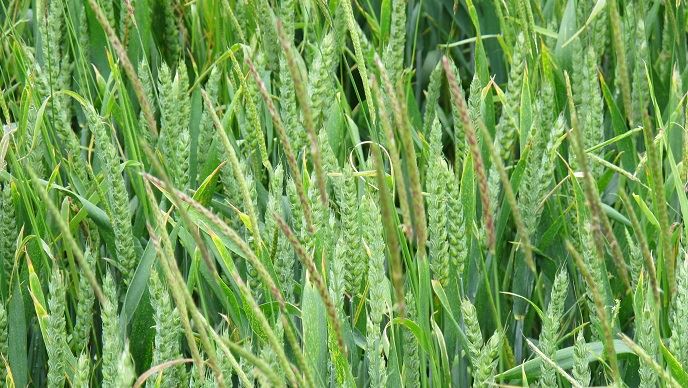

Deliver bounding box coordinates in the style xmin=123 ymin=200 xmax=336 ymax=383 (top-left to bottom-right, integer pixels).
xmin=377 ymin=57 xmax=427 ymax=258
xmin=274 ymin=215 xmax=346 ymax=356
xmin=245 ymin=55 xmax=313 ymax=232
xmin=85 ymin=0 xmax=158 ymax=136
xmin=276 ymin=21 xmax=328 ymax=207
xmin=620 ymin=188 xmax=659 ymax=302
xmin=341 ymin=0 xmax=376 ymax=125
xmin=566 ymin=240 xmax=621 ymax=384
xmin=442 ymin=56 xmax=495 ymax=252
xmin=371 ymin=142 xmax=405 ymax=313
xmin=371 ymin=75 xmax=412 ymax=240
xmin=565 ymin=73 xmax=631 ymax=292
xmin=201 ymin=90 xmax=264 ymax=249
xmin=607 ymin=0 xmax=632 ymax=122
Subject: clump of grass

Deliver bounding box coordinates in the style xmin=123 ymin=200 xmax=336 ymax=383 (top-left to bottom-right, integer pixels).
xmin=3 ymin=1 xmax=688 ymax=386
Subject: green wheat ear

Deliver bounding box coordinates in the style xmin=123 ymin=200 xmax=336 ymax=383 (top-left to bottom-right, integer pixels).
xmin=625 ymin=228 xmax=644 ymax=288
xmin=461 ymin=298 xmax=483 ymax=368
xmin=101 ymin=269 xmax=122 ymax=387
xmin=73 ymin=352 xmax=90 ymax=388
xmin=634 ymin=276 xmax=659 ymax=388
xmin=0 ymin=301 xmax=7 ymax=380
xmin=494 ymin=32 xmax=526 ymax=162
xmin=426 ymin=117 xmax=451 ymax=286
xmin=446 ymin=171 xmax=467 ymax=281
xmin=631 ymin=16 xmax=649 ymax=128
xmin=572 ymin=331 xmax=591 ymax=386
xmin=422 ymin=61 xmax=443 ymax=137
xmin=472 ymin=330 xmax=502 ymax=388
xmin=670 ymin=255 xmax=688 ymax=366
xmin=364 ymin=194 xmax=388 ymax=388
xmin=149 ymin=269 xmax=186 ymax=386
xmin=47 ymin=267 xmax=68 ymax=388
xmin=538 ymin=270 xmax=569 ymax=387
xmin=0 ymin=181 xmax=17 ymax=294
xmin=383 ymin=0 xmax=407 ymax=86
xmin=71 ymin=248 xmax=96 ymax=353
xmin=198 ymin=67 xmax=221 ymax=174
xmin=87 ymin=107 xmax=137 ymax=285
xmin=337 ymin=165 xmax=362 ymax=296
xmin=309 ymin=31 xmax=338 ymax=130
xmin=115 ymin=342 xmax=136 ymax=387
xmin=402 ymin=290 xmax=420 ymax=388
xmin=138 ymin=60 xmax=157 ymax=145
xmin=160 ymin=0 xmax=180 ymax=62
xmin=266 ymin=165 xmax=294 ymax=302
xmin=158 ymin=62 xmax=191 ymax=189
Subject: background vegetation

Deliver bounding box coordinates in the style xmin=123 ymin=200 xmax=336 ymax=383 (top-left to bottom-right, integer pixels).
xmin=0 ymin=0 xmax=687 ymax=386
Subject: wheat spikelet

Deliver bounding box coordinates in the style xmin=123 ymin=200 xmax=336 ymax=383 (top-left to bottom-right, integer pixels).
xmin=47 ymin=268 xmax=68 ymax=388
xmin=538 ymin=270 xmax=569 ymax=387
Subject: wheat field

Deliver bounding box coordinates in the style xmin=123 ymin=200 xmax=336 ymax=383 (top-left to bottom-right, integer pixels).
xmin=0 ymin=0 xmax=687 ymax=386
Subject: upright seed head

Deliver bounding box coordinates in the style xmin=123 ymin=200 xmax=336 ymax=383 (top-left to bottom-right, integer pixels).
xmin=402 ymin=290 xmax=419 ymax=388
xmin=472 ymin=330 xmax=502 ymax=388
xmin=461 ymin=298 xmax=483 ymax=367
xmin=101 ymin=270 xmax=122 ymax=387
xmin=71 ymin=249 xmax=96 ymax=353
xmin=149 ymin=269 xmax=186 ymax=386
xmin=47 ymin=267 xmax=68 ymax=388
xmin=538 ymin=270 xmax=569 ymax=387
xmin=670 ymin=256 xmax=688 ymax=366
xmin=87 ymin=107 xmax=137 ymax=284
xmin=0 ymin=182 xmax=17 ymax=293
xmin=572 ymin=331 xmax=591 ymax=386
